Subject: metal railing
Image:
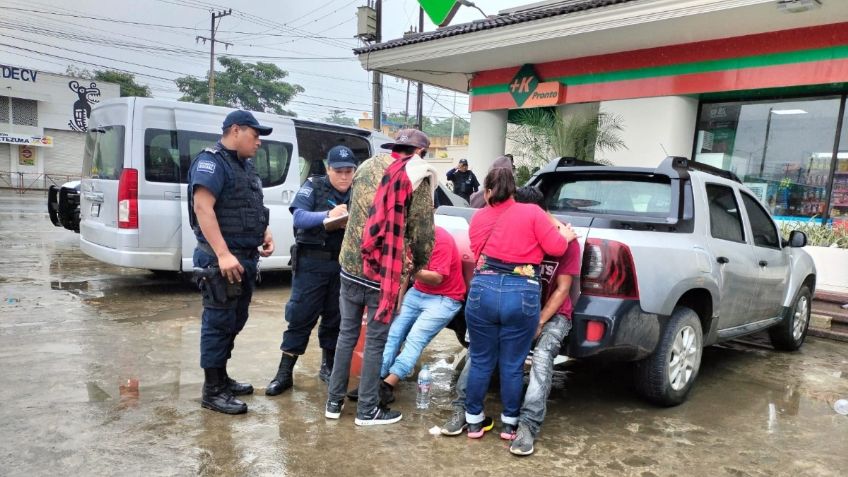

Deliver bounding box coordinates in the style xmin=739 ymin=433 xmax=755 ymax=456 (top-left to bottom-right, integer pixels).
xmin=0 ymin=171 xmax=81 ymax=194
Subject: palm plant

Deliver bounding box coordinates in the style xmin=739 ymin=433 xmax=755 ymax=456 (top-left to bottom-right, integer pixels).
xmin=508 ymin=108 xmax=626 ymax=168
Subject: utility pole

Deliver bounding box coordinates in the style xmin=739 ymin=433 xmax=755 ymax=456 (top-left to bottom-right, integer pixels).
xmin=415 ymin=7 xmax=424 ymax=129
xmin=372 ymin=0 xmax=382 ymax=131
xmin=450 ymin=91 xmax=457 ymax=145
xmin=196 ymin=9 xmax=232 ymax=105
xmin=404 ymin=80 xmax=411 ymax=126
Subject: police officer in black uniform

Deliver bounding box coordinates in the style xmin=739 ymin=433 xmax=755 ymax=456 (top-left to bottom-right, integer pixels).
xmin=188 ymin=110 xmax=275 ymax=415
xmin=266 ymin=145 xmax=356 ymax=395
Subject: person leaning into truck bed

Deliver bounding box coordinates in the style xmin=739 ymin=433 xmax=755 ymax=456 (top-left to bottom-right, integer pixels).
xmin=462 ymin=168 xmax=576 ymax=440
xmin=187 ymin=110 xmax=276 ymax=415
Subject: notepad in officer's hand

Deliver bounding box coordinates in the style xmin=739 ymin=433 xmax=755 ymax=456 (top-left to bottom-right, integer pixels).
xmin=323 ymin=213 xmax=349 ymax=231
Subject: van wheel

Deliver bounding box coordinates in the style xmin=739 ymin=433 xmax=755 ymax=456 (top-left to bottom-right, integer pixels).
xmin=768 ymin=285 xmax=811 ymax=351
xmin=634 ymin=307 xmax=703 ymax=406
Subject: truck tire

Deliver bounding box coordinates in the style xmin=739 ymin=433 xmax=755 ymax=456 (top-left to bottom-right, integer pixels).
xmin=768 ymin=285 xmax=811 ymax=351
xmin=634 ymin=307 xmax=703 ymax=406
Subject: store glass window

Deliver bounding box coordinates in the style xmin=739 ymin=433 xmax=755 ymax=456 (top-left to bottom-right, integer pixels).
xmin=828 ymin=105 xmax=848 ymax=225
xmin=696 ymin=97 xmax=842 ymax=223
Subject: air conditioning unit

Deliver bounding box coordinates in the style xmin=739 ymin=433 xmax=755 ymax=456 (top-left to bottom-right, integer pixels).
xmin=776 ymin=0 xmax=822 ymax=14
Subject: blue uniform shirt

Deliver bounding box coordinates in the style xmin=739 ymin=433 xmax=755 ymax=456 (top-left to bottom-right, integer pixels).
xmin=290 ymin=177 xmax=351 ymax=231
xmin=188 ymin=141 xmax=261 ymax=248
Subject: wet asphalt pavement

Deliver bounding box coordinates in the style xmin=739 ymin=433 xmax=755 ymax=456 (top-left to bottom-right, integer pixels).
xmin=1 ymin=190 xmax=847 ymax=477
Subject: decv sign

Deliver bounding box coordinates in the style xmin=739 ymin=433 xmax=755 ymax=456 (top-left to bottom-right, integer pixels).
xmin=1 ymin=64 xmax=38 ymax=82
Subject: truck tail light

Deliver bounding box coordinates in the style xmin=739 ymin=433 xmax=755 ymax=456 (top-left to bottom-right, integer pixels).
xmin=118 ymin=168 xmax=138 ymax=229
xmin=585 ymin=321 xmax=606 ymax=342
xmin=581 ymin=238 xmax=639 ymax=299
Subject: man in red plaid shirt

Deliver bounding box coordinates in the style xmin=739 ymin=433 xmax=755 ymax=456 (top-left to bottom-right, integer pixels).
xmin=325 ymin=129 xmax=437 ymax=426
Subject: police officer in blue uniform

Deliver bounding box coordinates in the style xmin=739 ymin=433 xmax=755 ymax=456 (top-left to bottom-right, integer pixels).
xmin=188 ymin=110 xmax=275 ymax=415
xmin=266 ymin=145 xmax=356 ymax=395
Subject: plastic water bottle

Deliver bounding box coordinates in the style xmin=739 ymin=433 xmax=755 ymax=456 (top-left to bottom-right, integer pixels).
xmin=416 ymin=364 xmax=431 ymax=410
xmin=834 ymin=399 xmax=848 ymax=415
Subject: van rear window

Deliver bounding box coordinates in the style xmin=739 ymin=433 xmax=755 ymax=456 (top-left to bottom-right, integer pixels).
xmin=547 ymin=176 xmax=673 ymax=217
xmin=83 ymin=126 xmax=125 ymax=180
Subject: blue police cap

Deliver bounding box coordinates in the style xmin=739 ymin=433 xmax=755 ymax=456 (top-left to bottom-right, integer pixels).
xmin=222 ymin=110 xmax=273 ymax=136
xmin=327 ymin=145 xmax=356 ymax=169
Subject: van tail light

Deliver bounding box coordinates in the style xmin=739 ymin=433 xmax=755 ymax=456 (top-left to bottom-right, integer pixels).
xmin=581 ymin=238 xmax=639 ymax=299
xmin=118 ymin=168 xmax=138 ymax=229
xmin=585 ymin=321 xmax=606 ymax=343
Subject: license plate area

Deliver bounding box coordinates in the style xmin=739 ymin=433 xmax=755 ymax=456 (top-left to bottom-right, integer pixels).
xmin=90 ymin=203 xmax=101 ymax=217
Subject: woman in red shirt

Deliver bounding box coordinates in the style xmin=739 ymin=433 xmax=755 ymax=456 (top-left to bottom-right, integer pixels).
xmin=463 ymin=168 xmax=576 ymax=439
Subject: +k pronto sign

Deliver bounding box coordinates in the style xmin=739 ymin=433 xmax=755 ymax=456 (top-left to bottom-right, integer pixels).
xmin=509 ymin=64 xmax=566 ymax=108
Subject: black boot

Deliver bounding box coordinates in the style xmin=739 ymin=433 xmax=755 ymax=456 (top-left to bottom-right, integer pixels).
xmin=319 ymin=348 xmax=335 ymax=384
xmin=202 ymin=368 xmax=248 ymax=415
xmin=224 ymin=366 xmax=254 ymax=396
xmin=379 ymin=380 xmax=395 ymax=406
xmin=265 ymin=353 xmax=298 ymax=396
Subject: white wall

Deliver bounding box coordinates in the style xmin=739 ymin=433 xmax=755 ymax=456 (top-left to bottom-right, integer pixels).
xmin=468 ymin=109 xmax=508 ymax=172
xmin=599 ymin=95 xmax=699 ymax=167
xmin=1 ymin=64 xmax=120 ymax=132
xmin=43 ymin=129 xmax=86 ymax=176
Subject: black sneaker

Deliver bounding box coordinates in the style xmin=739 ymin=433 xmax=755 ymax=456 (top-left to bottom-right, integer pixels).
xmin=466 ymin=416 xmax=494 ymax=439
xmin=354 ymin=406 xmax=403 ymax=426
xmin=509 ymin=424 xmax=535 ymax=456
xmin=325 ymin=399 xmax=344 ymax=420
xmin=500 ymin=422 xmax=518 ymax=440
xmin=440 ymin=408 xmax=467 ymax=436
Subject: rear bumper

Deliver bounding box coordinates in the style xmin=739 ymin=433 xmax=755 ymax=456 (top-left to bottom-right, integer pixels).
xmin=564 ymin=296 xmax=666 ymax=361
xmin=80 ymin=237 xmax=179 ymax=271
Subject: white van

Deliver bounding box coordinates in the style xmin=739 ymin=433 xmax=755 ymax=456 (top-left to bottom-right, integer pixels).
xmin=77 ymin=97 xmax=393 ymax=272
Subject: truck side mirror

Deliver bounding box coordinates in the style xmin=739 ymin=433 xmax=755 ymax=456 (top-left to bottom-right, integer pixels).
xmin=789 ymin=230 xmax=807 ymax=248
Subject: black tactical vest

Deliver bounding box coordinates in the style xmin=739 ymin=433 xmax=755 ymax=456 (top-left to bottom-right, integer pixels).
xmin=295 ymin=175 xmax=345 ymax=252
xmin=188 ymin=147 xmax=268 ymax=249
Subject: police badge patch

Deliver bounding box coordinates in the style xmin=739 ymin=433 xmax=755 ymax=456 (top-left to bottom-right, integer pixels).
xmin=197 ymin=160 xmax=216 ymax=174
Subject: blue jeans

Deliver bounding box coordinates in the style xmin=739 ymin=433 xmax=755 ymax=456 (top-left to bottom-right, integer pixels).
xmin=381 ymin=288 xmax=462 ymax=379
xmin=194 ymin=248 xmax=258 ymax=369
xmin=464 ymin=273 xmax=540 ymax=425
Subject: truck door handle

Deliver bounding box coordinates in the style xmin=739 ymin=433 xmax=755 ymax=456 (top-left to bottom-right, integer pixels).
xmin=759 ymin=260 xmax=768 ymax=267
xmin=716 ymin=256 xmax=729 ymax=264
xmin=83 ymin=191 xmax=104 ymax=203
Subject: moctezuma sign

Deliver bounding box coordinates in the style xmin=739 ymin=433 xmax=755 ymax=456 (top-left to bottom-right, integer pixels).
xmin=418 ymin=0 xmax=461 ymax=27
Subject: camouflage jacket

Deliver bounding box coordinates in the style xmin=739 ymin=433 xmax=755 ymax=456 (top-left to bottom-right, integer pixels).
xmin=339 ymin=153 xmax=435 ymax=285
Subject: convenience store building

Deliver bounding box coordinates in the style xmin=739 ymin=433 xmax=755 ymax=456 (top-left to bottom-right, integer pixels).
xmin=356 ymin=0 xmax=848 ymax=225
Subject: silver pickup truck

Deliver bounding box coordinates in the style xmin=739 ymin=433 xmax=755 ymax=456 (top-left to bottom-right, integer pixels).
xmin=435 ymin=156 xmax=816 ymax=406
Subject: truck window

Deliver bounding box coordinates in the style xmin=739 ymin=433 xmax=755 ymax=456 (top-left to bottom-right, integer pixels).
xmin=144 ymin=129 xmax=180 ymax=183
xmin=547 ymin=176 xmax=672 ymax=217
xmin=178 ymin=131 xmax=292 ymax=187
xmin=741 ymin=193 xmax=780 ymax=249
xmin=82 ymin=126 xmax=125 ymax=180
xmin=706 ymin=184 xmax=745 ymax=243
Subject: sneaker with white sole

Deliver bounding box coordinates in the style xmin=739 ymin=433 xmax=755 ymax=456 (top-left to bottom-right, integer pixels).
xmin=509 ymin=424 xmax=535 ymax=456
xmin=325 ymin=399 xmax=344 ymax=419
xmin=440 ymin=408 xmax=467 ymax=436
xmin=354 ymin=406 xmax=402 ymax=426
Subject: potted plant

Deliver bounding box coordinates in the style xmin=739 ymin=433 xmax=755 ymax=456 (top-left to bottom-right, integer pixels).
xmin=780 ymin=220 xmax=848 ymax=293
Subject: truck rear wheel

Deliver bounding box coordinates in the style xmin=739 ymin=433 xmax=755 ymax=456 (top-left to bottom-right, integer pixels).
xmin=634 ymin=307 xmax=703 ymax=406
xmin=768 ymin=285 xmax=811 ymax=351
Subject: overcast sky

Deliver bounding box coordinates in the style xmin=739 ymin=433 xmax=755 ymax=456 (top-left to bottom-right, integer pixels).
xmin=0 ymin=0 xmax=525 ymax=123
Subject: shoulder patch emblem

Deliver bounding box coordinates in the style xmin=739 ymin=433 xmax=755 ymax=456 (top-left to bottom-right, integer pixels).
xmin=197 ymin=160 xmax=217 ymax=174
xmin=297 ymin=187 xmax=313 ymax=197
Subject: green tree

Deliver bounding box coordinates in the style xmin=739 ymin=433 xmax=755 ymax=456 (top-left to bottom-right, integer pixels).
xmin=325 ymin=109 xmax=356 ymax=127
xmin=65 ymin=66 xmax=151 ymax=97
xmin=508 ymin=108 xmax=626 ymax=168
xmin=424 ymin=116 xmax=469 ymax=138
xmin=175 ymin=57 xmax=304 ymax=115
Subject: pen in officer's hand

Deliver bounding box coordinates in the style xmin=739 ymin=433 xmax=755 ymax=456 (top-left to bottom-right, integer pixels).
xmin=327 ymin=199 xmax=337 ymax=207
